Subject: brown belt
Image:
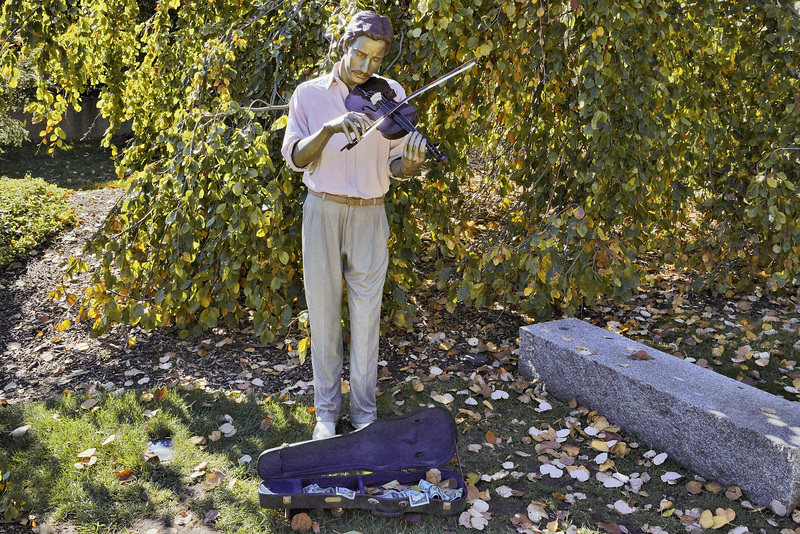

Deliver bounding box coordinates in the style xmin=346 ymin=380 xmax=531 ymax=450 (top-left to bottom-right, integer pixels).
xmin=309 ymin=189 xmax=384 ymax=206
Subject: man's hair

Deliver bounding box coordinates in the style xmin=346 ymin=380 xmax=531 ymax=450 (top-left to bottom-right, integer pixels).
xmin=337 ymin=11 xmax=393 ymax=56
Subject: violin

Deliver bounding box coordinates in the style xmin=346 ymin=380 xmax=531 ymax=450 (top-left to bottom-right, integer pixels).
xmin=342 ymin=76 xmax=449 ymax=165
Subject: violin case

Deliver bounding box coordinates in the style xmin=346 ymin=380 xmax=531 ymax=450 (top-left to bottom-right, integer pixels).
xmin=257 ymin=406 xmax=467 ymax=516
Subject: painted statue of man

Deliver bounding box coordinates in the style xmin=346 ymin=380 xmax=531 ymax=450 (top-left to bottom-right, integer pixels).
xmin=281 ymin=11 xmax=426 ymax=439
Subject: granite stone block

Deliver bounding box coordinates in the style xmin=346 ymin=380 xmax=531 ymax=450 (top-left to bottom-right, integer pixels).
xmin=519 ymin=318 xmax=800 ymax=510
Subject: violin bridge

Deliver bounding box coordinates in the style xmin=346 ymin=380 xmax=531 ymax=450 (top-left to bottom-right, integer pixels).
xmin=370 ymin=92 xmax=383 ymax=106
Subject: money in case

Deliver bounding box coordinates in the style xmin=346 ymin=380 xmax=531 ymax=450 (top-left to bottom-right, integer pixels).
xmin=257 ymin=406 xmax=467 ymax=516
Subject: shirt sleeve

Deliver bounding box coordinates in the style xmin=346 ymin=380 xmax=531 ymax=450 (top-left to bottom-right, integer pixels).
xmin=281 ymin=84 xmax=315 ymax=173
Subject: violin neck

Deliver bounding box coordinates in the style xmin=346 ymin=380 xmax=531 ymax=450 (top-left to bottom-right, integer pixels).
xmin=424 ymin=139 xmax=448 ymax=165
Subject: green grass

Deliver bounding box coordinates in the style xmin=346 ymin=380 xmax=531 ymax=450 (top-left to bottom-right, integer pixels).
xmin=1 ymin=388 xmax=313 ymax=533
xmin=1 ymin=372 xmax=792 ymax=534
xmin=0 ymin=176 xmax=76 ymax=268
xmin=0 ymin=138 xmax=124 ymax=268
xmin=0 ymin=139 xmax=120 ymax=191
xmin=642 ymin=300 xmax=800 ymax=404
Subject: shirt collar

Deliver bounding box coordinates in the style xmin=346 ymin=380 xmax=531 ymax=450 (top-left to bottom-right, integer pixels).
xmin=324 ymin=62 xmax=344 ymax=90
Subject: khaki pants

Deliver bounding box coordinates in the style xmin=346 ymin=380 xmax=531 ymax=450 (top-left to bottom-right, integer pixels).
xmin=302 ymin=193 xmax=389 ymax=426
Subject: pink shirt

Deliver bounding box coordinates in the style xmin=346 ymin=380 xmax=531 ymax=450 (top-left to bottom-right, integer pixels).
xmin=281 ymin=63 xmax=407 ymax=199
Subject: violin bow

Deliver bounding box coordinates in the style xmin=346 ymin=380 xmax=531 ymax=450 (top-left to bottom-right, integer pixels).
xmin=343 ymin=57 xmax=480 ymax=149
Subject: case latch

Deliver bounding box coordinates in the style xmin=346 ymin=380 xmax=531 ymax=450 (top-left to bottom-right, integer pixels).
xmin=283 ymin=496 xmax=292 ymax=505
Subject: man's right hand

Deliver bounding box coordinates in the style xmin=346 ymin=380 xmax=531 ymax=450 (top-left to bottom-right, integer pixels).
xmin=323 ymin=112 xmax=374 ymax=144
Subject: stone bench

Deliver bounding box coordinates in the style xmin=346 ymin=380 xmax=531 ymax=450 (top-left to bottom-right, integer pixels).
xmin=519 ymin=318 xmax=800 ymax=511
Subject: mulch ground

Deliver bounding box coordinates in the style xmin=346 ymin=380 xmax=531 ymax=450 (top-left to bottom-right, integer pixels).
xmin=0 ymin=187 xmax=528 ymax=408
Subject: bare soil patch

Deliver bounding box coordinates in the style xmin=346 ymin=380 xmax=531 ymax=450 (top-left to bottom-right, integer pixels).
xmin=0 ymin=187 xmax=522 ymax=408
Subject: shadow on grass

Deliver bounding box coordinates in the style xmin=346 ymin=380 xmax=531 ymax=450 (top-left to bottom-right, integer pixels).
xmin=0 ymin=139 xmax=120 ymax=190
xmin=0 ymin=388 xmax=318 ymax=533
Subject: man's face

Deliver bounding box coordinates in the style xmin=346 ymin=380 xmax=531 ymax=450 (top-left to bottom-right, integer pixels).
xmin=339 ymin=35 xmax=388 ymax=91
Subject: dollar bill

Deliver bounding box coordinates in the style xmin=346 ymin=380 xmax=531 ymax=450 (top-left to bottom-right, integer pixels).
xmin=336 ymin=487 xmax=356 ymax=500
xmin=303 ymin=483 xmax=322 ymax=494
xmin=303 ymin=483 xmax=336 ymax=494
xmin=408 ymin=489 xmax=430 ymax=507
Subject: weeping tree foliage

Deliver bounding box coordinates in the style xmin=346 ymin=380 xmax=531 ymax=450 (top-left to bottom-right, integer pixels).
xmin=1 ymin=0 xmax=798 ymax=343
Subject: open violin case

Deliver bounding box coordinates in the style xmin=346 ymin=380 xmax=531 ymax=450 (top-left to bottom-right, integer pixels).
xmin=257 ymin=406 xmax=467 ymax=516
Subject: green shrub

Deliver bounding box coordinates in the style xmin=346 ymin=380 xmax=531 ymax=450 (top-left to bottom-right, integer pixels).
xmin=0 ymin=455 xmax=27 ymax=522
xmin=0 ymin=176 xmax=75 ymax=268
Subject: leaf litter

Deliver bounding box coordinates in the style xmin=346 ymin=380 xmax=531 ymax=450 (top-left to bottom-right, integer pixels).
xmin=4 ymin=231 xmax=800 ymax=533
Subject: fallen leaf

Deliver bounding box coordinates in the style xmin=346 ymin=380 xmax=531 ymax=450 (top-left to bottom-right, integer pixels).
xmin=219 ymin=422 xmax=236 ymax=435
xmin=652 ymin=452 xmax=668 ymax=465
xmin=78 ymin=448 xmax=96 ymax=458
xmin=174 ymin=510 xmax=193 ymax=526
xmin=629 ymin=350 xmax=653 ymax=361
xmin=771 ymin=499 xmax=788 ymax=516
xmin=101 ymin=434 xmax=116 ymax=446
xmin=459 ymin=511 xmax=473 ymax=529
xmin=540 ymin=464 xmax=564 ymax=478
xmin=401 ymin=513 xmax=421 ymax=525
xmin=725 ymin=486 xmax=742 ymax=500
xmin=204 ymin=509 xmax=220 ymax=524
xmin=699 ymin=510 xmax=714 ymax=529
xmin=153 ymin=387 xmax=167 ymax=402
xmin=115 ymin=468 xmax=134 ymax=482
xmin=686 ymin=481 xmax=703 ymax=494
xmin=201 ymin=470 xmax=224 ymax=491
xmin=193 ymin=461 xmax=209 ymax=472
xmin=496 ymin=485 xmax=514 ymax=498
xmin=568 ymin=466 xmax=590 ymax=482
xmin=260 ymin=416 xmax=273 ymax=431
xmin=11 ymin=424 xmax=30 ymax=438
xmin=598 ymin=523 xmax=625 ymax=534
xmin=613 ymin=500 xmax=636 ymax=514
xmin=466 ymin=484 xmax=481 ymax=502
xmin=84 ymin=455 xmax=98 ymax=468
xmin=527 ymin=500 xmax=548 ymax=522
xmin=471 ymin=499 xmax=490 ymax=513
xmin=660 ymin=472 xmax=682 ymax=484
xmin=486 ymin=431 xmax=497 ymax=444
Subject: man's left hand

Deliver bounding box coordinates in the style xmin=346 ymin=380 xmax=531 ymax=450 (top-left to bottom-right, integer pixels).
xmin=401 ymin=131 xmax=426 ymax=176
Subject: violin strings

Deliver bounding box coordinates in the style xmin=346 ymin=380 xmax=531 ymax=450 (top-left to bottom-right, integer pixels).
xmin=374 ymin=96 xmax=440 ymax=157
xmin=360 ymin=89 xmax=444 ymax=161
xmin=363 ymin=89 xmax=418 ymax=133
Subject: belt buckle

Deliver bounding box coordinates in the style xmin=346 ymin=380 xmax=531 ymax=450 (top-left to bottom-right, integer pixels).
xmin=346 ymin=197 xmax=362 ymax=206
